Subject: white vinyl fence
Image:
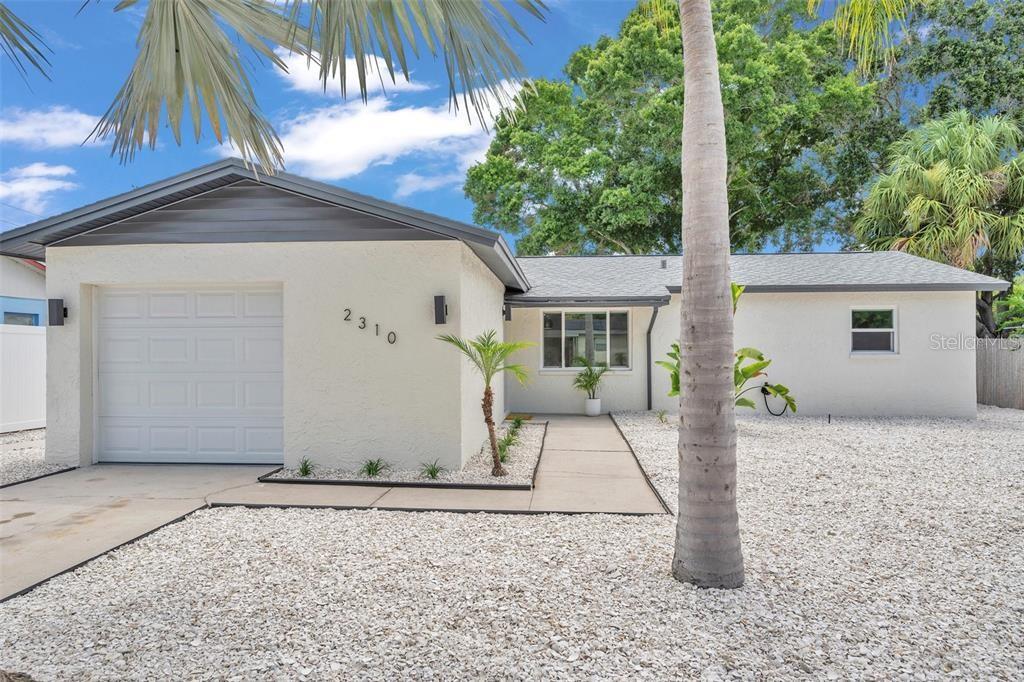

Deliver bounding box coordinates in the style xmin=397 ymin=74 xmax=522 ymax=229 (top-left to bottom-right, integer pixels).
xmin=1 ymin=324 xmax=46 ymax=432
xmin=976 ymin=338 xmax=1024 ymax=410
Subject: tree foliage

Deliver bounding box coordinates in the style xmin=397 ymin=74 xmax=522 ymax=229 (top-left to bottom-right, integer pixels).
xmin=898 ymin=0 xmax=1024 ymax=123
xmin=464 ymin=0 xmax=902 ymax=255
xmin=855 ymin=110 xmax=1024 ymax=335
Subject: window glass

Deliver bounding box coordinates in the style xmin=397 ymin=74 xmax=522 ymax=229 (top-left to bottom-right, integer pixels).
xmin=851 ymin=309 xmax=895 ymax=352
xmin=852 ymin=310 xmax=893 ymax=329
xmin=609 ymin=312 xmax=629 ymax=367
xmin=851 ymin=331 xmax=894 ymax=352
xmin=542 ymin=312 xmax=562 ymax=368
xmin=564 ymin=312 xmax=606 ymax=366
xmin=3 ymin=312 xmax=38 ymax=326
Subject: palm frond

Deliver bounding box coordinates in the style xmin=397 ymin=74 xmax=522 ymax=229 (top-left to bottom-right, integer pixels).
xmin=0 ymin=2 xmax=50 ymax=79
xmin=809 ymin=0 xmax=918 ymax=75
xmin=92 ymin=0 xmax=311 ymax=170
xmin=281 ymin=0 xmax=545 ymax=125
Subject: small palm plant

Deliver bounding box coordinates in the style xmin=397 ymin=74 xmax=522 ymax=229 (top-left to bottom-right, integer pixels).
xmin=572 ymin=356 xmax=608 ymax=399
xmin=437 ymin=330 xmax=533 ymax=477
xmin=297 ymin=457 xmax=314 ymax=477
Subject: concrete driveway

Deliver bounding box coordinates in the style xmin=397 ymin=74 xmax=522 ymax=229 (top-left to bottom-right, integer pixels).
xmin=0 ymin=465 xmax=275 ymax=600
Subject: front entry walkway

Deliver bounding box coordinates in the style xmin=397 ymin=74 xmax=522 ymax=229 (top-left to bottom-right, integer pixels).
xmin=1 ymin=416 xmax=665 ymax=600
xmin=209 ymin=415 xmax=668 ymax=515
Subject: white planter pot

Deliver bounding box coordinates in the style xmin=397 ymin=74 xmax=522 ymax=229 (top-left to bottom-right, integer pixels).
xmin=584 ymin=398 xmax=601 ymax=417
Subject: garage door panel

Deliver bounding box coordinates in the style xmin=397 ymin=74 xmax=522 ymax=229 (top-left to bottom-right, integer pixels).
xmin=98 ymin=328 xmax=281 ymax=372
xmin=96 ymin=285 xmax=283 ymax=464
xmin=98 ymin=373 xmax=281 ymax=415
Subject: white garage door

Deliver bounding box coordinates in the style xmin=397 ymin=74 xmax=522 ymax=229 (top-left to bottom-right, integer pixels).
xmin=96 ymin=285 xmax=283 ymax=463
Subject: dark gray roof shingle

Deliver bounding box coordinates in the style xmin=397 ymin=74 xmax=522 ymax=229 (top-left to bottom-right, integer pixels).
xmin=507 ymin=252 xmax=1008 ymax=303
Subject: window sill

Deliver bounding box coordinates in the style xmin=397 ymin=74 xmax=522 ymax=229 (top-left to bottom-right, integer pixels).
xmin=539 ymin=368 xmax=633 ymax=375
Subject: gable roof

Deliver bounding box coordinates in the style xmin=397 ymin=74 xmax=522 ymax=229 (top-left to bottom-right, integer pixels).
xmin=507 ymin=252 xmax=1009 ymax=305
xmin=0 ymin=158 xmax=529 ymax=291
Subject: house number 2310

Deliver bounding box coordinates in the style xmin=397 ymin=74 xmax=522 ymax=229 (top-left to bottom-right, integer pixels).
xmin=343 ymin=308 xmax=397 ymax=344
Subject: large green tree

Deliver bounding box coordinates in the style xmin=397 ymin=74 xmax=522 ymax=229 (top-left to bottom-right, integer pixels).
xmin=465 ymin=0 xmax=902 ymax=255
xmin=897 ymin=0 xmax=1024 ymax=123
xmin=855 ymin=111 xmax=1024 ymax=336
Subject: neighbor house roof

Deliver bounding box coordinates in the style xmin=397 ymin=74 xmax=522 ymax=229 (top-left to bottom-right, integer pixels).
xmin=506 ymin=252 xmax=1009 ymax=306
xmin=0 ymin=158 xmax=529 ymax=291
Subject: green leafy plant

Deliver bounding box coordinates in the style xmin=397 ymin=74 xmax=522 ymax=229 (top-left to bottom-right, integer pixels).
xmin=358 ymin=458 xmax=388 ymax=478
xmin=297 ymin=457 xmax=314 ymax=477
xmin=656 ymin=409 xmax=668 ymax=424
xmin=437 ymin=330 xmax=533 ymax=477
xmin=511 ymin=416 xmax=525 ymax=431
xmin=497 ymin=439 xmax=510 ymax=463
xmin=657 ymin=284 xmax=796 ymax=413
xmin=996 ymin=276 xmax=1024 ymax=338
xmin=571 ymin=356 xmax=609 ymax=400
xmin=420 ymin=459 xmax=445 ymax=480
xmin=500 ymin=430 xmax=519 ymax=449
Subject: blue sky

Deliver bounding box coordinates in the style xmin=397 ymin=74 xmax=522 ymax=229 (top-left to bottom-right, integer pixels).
xmin=0 ymin=0 xmax=634 ymax=249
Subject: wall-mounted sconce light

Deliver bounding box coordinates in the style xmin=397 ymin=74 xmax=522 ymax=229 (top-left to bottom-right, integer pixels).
xmin=48 ymin=299 xmax=67 ymax=326
xmin=503 ymin=304 xmax=512 ymax=321
xmin=434 ymin=295 xmax=447 ymax=324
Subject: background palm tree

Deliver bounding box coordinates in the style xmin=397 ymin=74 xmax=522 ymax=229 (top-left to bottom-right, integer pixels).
xmin=668 ymin=0 xmax=917 ymax=589
xmin=437 ymin=330 xmax=532 ymax=477
xmin=0 ymin=0 xmax=545 ymax=170
xmin=856 ymin=111 xmax=1024 ymax=336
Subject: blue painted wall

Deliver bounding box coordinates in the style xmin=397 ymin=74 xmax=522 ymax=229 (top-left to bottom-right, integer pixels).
xmin=0 ymin=296 xmax=46 ymax=325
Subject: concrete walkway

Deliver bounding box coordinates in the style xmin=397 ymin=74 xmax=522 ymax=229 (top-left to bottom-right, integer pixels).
xmin=0 ymin=465 xmax=274 ymax=600
xmin=211 ymin=415 xmax=667 ymax=515
xmin=0 ymin=416 xmax=664 ymax=600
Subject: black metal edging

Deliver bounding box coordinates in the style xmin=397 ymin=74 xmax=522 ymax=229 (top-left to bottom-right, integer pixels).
xmin=256 ymin=421 xmax=550 ymax=492
xmin=608 ymin=413 xmax=672 ymax=515
xmin=0 ymin=507 xmax=199 ymax=604
xmin=0 ymin=466 xmax=77 ymax=490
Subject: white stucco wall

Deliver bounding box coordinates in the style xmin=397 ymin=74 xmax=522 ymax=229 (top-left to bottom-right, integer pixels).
xmin=457 ymin=245 xmax=507 ymax=466
xmin=650 ymin=291 xmax=978 ymax=417
xmin=43 ymin=241 xmax=505 ymax=470
xmin=504 ymin=306 xmax=653 ymax=414
xmin=505 ymin=290 xmax=977 ymax=419
xmin=1 ymin=257 xmax=46 ymax=299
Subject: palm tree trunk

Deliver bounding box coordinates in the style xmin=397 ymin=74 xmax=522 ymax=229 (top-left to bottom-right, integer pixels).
xmin=482 ymin=385 xmax=507 ymax=476
xmin=673 ymin=0 xmax=744 ymax=589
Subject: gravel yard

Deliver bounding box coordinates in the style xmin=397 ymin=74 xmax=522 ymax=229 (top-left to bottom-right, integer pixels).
xmin=2 ymin=408 xmax=1022 ymax=679
xmin=268 ymin=422 xmax=545 ymax=487
xmin=0 ymin=429 xmax=67 ymax=487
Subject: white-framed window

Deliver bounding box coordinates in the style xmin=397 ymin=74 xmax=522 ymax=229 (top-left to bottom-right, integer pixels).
xmin=851 ymin=307 xmax=897 ymax=353
xmin=542 ymin=310 xmax=630 ymax=369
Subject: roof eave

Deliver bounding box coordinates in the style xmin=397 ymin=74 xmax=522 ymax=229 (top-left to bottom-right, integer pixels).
xmin=505 ymin=295 xmax=670 ymax=307
xmin=666 ymin=282 xmax=1010 ymax=293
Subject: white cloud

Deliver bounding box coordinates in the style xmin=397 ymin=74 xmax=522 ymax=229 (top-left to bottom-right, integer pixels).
xmin=394 ymin=136 xmax=494 ymax=199
xmin=274 ymin=48 xmax=431 ymax=97
xmin=0 ymin=106 xmax=100 ymax=149
xmin=267 ymin=96 xmax=493 ymax=181
xmin=0 ymin=163 xmax=78 ymax=214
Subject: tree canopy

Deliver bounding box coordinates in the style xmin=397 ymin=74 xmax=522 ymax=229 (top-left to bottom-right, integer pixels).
xmin=898 ymin=0 xmax=1024 ymax=123
xmin=464 ymin=0 xmax=902 ymax=255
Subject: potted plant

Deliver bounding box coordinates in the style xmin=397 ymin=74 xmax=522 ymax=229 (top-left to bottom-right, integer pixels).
xmin=572 ymin=356 xmax=608 ymax=416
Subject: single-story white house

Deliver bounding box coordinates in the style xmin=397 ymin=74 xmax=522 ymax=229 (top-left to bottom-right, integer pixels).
xmin=0 ymin=159 xmax=1008 ymax=471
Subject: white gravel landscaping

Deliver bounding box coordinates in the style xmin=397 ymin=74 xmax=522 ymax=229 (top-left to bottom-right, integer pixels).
xmin=2 ymin=408 xmax=1022 ymax=679
xmin=0 ymin=429 xmax=67 ymax=487
xmin=267 ymin=422 xmax=546 ymax=487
